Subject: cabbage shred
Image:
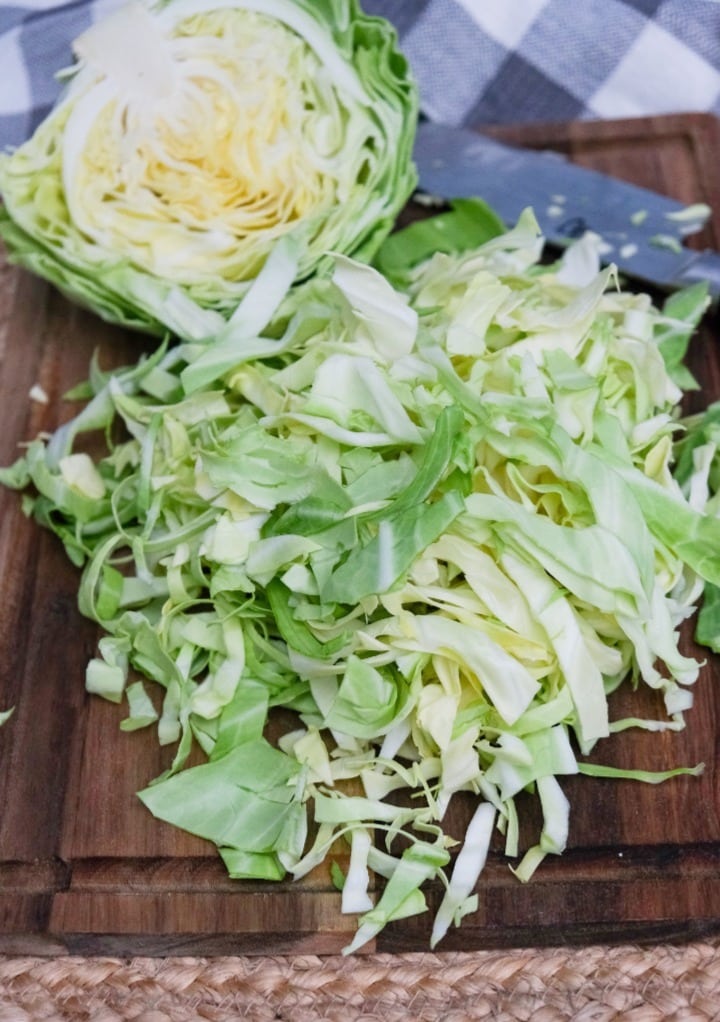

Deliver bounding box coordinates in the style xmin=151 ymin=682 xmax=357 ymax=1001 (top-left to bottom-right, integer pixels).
xmin=1 ymin=204 xmax=718 ymax=951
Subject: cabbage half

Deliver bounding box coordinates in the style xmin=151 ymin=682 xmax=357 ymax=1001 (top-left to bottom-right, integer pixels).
xmin=0 ymin=0 xmax=417 ymax=339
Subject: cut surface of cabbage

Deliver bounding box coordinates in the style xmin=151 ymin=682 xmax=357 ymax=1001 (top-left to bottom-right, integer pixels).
xmin=0 ymin=0 xmax=417 ymax=338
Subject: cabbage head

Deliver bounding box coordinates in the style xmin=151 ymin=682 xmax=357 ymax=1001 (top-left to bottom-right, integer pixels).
xmin=0 ymin=0 xmax=418 ymax=339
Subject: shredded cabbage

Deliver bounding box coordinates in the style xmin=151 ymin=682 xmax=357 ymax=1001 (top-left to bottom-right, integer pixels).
xmin=0 ymin=0 xmax=417 ymax=339
xmin=1 ymin=203 xmax=716 ymax=950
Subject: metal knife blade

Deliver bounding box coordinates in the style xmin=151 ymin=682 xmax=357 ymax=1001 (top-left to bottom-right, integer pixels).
xmin=413 ymin=120 xmax=720 ymax=297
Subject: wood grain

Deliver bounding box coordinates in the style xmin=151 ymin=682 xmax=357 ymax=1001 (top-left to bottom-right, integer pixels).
xmin=1 ymin=114 xmax=720 ymax=956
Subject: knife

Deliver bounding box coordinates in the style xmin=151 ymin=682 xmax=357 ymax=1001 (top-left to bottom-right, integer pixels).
xmin=413 ymin=120 xmax=720 ymax=297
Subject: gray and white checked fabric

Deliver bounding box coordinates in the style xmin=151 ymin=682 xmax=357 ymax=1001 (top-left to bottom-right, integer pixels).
xmin=2 ymin=0 xmax=720 ymax=150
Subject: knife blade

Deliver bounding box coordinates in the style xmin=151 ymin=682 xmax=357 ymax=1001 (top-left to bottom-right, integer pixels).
xmin=413 ymin=120 xmax=720 ymax=297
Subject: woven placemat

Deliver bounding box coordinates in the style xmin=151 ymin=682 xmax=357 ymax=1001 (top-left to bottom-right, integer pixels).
xmin=1 ymin=942 xmax=720 ymax=1021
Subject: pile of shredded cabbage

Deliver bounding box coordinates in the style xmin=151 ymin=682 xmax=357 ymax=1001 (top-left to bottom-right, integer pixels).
xmin=2 ymin=205 xmax=719 ymax=951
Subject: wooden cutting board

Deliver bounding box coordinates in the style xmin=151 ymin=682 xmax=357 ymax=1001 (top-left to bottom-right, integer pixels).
xmin=1 ymin=114 xmax=720 ymax=957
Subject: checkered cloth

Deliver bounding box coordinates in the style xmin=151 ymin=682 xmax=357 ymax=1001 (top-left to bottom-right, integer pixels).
xmin=2 ymin=0 xmax=720 ymax=150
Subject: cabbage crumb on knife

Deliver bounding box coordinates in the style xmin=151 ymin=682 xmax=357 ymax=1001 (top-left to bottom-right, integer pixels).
xmin=0 ymin=0 xmax=418 ymax=340
xmin=1 ymin=204 xmax=719 ymax=951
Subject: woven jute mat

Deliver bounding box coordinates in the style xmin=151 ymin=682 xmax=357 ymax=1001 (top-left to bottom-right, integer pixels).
xmin=1 ymin=942 xmax=720 ymax=1022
